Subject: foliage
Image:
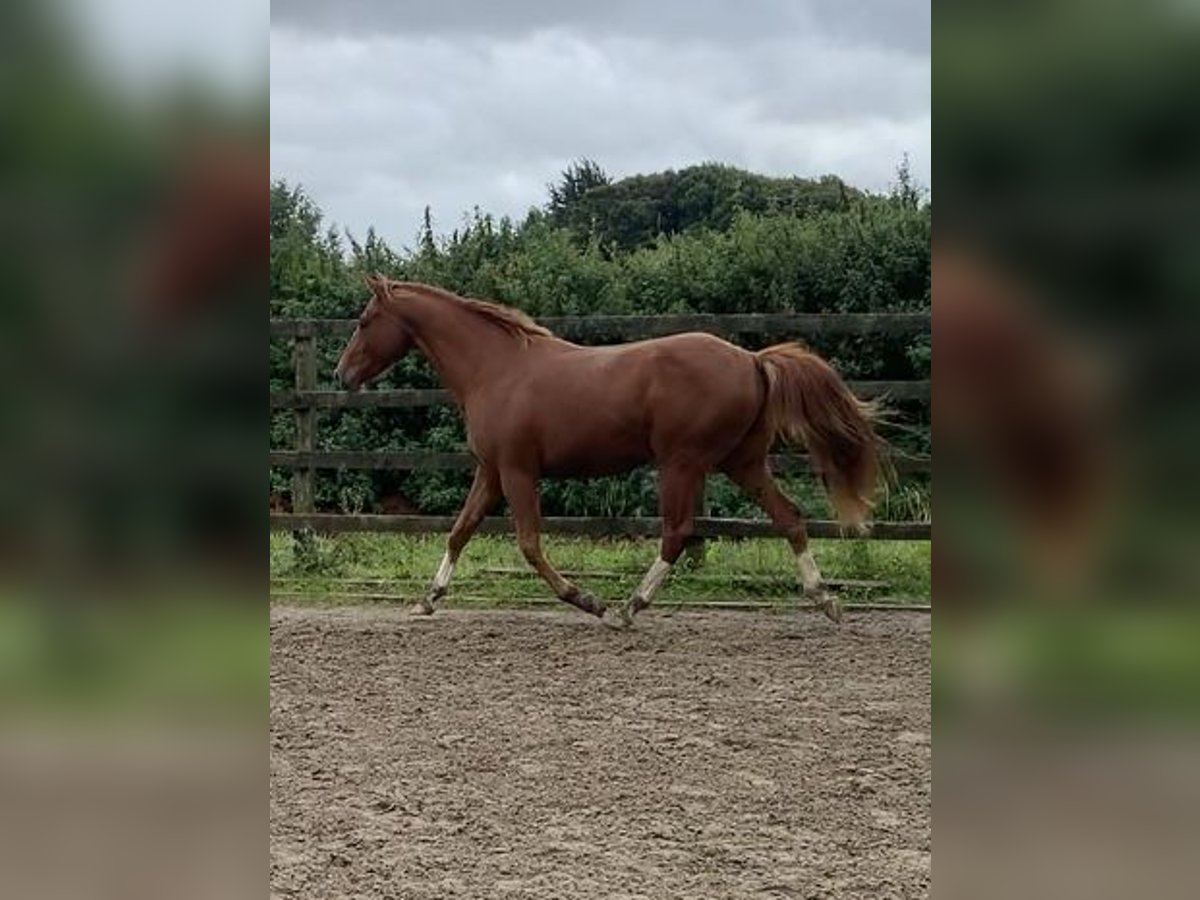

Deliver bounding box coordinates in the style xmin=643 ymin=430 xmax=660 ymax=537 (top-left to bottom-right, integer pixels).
xmin=549 ymin=160 xmax=859 ymax=252
xmin=270 ymin=161 xmax=931 ymax=518
xmin=269 ymin=533 xmax=933 ymax=604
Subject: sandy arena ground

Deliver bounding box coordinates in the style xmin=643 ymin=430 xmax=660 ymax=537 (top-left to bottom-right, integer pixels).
xmin=270 ymin=606 xmax=930 ymax=899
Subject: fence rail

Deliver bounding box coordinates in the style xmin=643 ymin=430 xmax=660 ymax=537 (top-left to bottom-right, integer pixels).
xmin=271 ymin=513 xmax=930 ymax=541
xmin=270 ymin=310 xmax=931 ymax=544
xmin=270 ymin=380 xmax=928 ymax=410
xmin=269 ymin=449 xmax=932 ymax=476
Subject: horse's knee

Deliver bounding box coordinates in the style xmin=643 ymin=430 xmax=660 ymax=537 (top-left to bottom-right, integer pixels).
xmin=660 ymin=524 xmax=693 ymax=564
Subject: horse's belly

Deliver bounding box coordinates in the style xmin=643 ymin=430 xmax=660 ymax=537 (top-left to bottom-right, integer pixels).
xmin=541 ymin=447 xmax=651 ymax=478
xmin=537 ymin=411 xmax=652 ymax=477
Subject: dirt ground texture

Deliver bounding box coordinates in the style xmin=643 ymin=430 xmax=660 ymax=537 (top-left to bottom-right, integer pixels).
xmin=270 ymin=606 xmax=931 ymax=899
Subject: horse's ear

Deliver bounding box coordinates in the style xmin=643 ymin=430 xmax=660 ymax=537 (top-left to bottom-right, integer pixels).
xmin=363 ymin=273 xmax=388 ymax=297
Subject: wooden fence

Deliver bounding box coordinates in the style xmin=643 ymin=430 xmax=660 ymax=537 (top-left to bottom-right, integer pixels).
xmin=269 ymin=312 xmax=931 ymax=541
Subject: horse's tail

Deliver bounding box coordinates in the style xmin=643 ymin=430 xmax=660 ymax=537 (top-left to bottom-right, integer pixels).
xmin=755 ymin=344 xmax=882 ymax=529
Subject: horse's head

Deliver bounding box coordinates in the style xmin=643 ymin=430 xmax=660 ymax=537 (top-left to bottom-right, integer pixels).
xmin=334 ymin=275 xmax=415 ymax=390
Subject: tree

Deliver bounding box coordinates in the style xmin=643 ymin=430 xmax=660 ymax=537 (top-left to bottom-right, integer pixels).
xmin=890 ymin=154 xmax=926 ymax=210
xmin=547 ymin=158 xmax=611 ymax=225
xmin=419 ymin=205 xmax=437 ymax=259
xmin=548 ymin=163 xmax=861 ymax=251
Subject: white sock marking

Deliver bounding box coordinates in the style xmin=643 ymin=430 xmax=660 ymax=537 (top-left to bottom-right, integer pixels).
xmin=636 ymin=557 xmax=673 ymax=603
xmin=432 ymin=551 xmax=455 ymax=591
xmin=797 ymin=550 xmax=822 ymax=593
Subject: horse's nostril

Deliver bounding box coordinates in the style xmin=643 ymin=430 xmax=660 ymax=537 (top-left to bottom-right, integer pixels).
xmin=338 ymin=365 xmax=361 ymax=392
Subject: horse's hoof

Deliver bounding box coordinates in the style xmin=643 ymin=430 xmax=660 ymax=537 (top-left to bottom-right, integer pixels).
xmin=601 ymin=603 xmax=634 ymax=630
xmin=577 ymin=592 xmax=607 ymax=618
xmin=820 ymin=592 xmax=843 ymax=624
xmin=410 ymin=599 xmax=436 ymax=617
xmin=804 ymin=586 xmax=843 ymax=624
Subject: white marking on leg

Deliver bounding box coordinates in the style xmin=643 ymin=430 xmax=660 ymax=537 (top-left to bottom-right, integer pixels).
xmin=797 ymin=550 xmax=822 ymax=593
xmin=636 ymin=556 xmax=673 ymax=605
xmin=432 ymin=551 xmax=455 ymax=592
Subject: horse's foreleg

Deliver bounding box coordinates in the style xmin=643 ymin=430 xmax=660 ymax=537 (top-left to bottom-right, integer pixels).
xmin=417 ymin=465 xmax=500 ymax=615
xmin=500 ymin=469 xmax=606 ymax=618
xmin=615 ymin=465 xmax=704 ymax=627
xmin=723 ymin=460 xmax=842 ymax=623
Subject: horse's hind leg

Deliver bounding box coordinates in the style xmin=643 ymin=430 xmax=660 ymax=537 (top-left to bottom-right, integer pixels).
xmin=614 ymin=464 xmax=705 ymax=628
xmin=417 ymin=465 xmax=501 ymax=615
xmin=500 ymin=468 xmax=606 ymax=618
xmin=722 ymin=458 xmax=842 ymax=623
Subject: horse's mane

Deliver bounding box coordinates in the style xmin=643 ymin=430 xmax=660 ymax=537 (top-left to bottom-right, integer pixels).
xmin=396 ymin=282 xmax=552 ymax=343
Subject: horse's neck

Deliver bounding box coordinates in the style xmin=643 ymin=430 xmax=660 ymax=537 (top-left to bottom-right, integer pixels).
xmin=398 ymin=295 xmax=523 ymax=401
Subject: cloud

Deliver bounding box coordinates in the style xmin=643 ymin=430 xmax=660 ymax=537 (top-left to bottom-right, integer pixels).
xmin=272 ymin=0 xmax=929 ymax=52
xmin=270 ymin=2 xmax=929 ymax=247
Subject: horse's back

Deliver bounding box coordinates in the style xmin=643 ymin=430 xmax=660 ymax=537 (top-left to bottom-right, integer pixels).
xmin=545 ymin=331 xmax=757 ymax=411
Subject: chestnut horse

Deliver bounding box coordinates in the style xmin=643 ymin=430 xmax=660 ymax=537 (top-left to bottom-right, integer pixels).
xmin=336 ymin=276 xmax=880 ymax=627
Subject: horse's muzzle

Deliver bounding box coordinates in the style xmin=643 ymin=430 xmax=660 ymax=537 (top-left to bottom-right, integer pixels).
xmin=335 ymin=364 xmax=361 ymax=392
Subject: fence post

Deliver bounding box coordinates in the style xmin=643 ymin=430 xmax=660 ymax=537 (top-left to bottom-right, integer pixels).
xmin=292 ymin=332 xmax=317 ymax=565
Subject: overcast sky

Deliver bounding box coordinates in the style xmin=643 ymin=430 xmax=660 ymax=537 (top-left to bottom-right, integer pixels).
xmin=270 ymin=1 xmax=929 ymax=248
